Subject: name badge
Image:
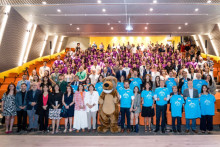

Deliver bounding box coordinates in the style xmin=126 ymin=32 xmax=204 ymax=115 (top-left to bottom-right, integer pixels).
xmin=178 ymin=98 xmax=181 ymax=100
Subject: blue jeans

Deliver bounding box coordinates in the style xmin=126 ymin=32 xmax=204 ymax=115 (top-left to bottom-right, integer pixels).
xmin=27 ymin=109 xmax=39 ymax=129
xmin=186 ymin=119 xmax=196 ymax=130
xmin=156 ymin=105 xmax=167 ymax=131
xmin=120 ymin=107 xmax=130 ymax=129
xmin=172 ymin=117 xmax=181 ymax=131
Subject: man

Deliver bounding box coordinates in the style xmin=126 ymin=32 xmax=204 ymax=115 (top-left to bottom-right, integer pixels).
xmin=165 ymin=71 xmax=178 ymax=94
xmin=173 ymin=60 xmax=181 ymax=74
xmin=89 ymin=69 xmax=99 ymax=85
xmin=76 ymin=43 xmax=81 ymax=52
xmin=116 ymin=64 xmax=126 ymax=81
xmin=16 ymin=74 xmax=30 ymax=92
xmin=91 ymin=60 xmax=101 ymax=75
xmin=140 ymin=43 xmax=145 ymax=52
xmin=165 ymin=61 xmax=173 ymax=74
xmin=50 ymin=67 xmax=60 ymax=85
xmin=92 ymin=42 xmax=97 ymax=49
xmin=119 ymin=80 xmax=134 ymax=133
xmin=39 ymin=61 xmax=50 ymax=78
xmin=126 ymin=42 xmax=132 ymax=50
xmin=183 ymin=80 xmax=199 ymax=133
xmin=154 ymin=80 xmax=170 ymax=133
xmin=26 ymin=82 xmax=41 ymax=132
xmin=71 ymin=75 xmax=80 ymax=92
xmin=76 ymin=66 xmax=87 ymax=83
xmin=54 ymin=55 xmax=64 ymax=67
xmin=139 ymin=62 xmax=146 ymax=78
xmin=101 ymin=67 xmax=111 ymax=78
xmin=143 ymin=63 xmax=152 ymax=80
xmin=129 ymin=69 xmax=142 ymax=90
xmin=99 ymin=42 xmax=104 ymax=50
xmin=193 ymin=73 xmax=208 ymax=94
xmin=179 ymin=71 xmax=190 ymax=94
xmin=123 ymin=62 xmax=130 ymax=78
xmin=103 ymin=62 xmax=112 ymax=75
xmin=56 ymin=74 xmax=68 ymax=93
xmin=15 ymin=83 xmax=28 ymax=132
xmin=112 ymin=61 xmax=120 ymax=76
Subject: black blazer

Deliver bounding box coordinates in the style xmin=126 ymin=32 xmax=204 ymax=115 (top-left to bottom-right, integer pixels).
xmin=36 ymin=93 xmax=52 ymax=115
xmin=26 ymin=89 xmax=42 ymax=110
xmin=116 ymin=70 xmax=126 ymax=81
xmin=173 ymin=64 xmax=181 ymax=74
xmin=49 ymin=92 xmax=63 ymax=109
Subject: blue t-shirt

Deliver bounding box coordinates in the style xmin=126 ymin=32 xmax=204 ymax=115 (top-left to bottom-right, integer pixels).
xmin=154 ymin=87 xmax=169 ymax=106
xmin=71 ymin=85 xmax=78 ymax=93
xmin=184 ymin=97 xmax=201 ymax=119
xmin=166 ymin=78 xmax=177 ymax=94
xmin=95 ymin=82 xmax=103 ymax=96
xmin=119 ymin=88 xmax=134 ymax=108
xmin=129 ymin=77 xmax=142 ymax=90
xmin=141 ymin=90 xmax=154 ymax=107
xmin=181 ymin=78 xmax=188 ymax=94
xmin=193 ymin=79 xmax=208 ymax=94
xmin=199 ymin=94 xmax=216 ymax=116
xmin=117 ymin=82 xmax=124 ymax=91
xmin=170 ymin=94 xmax=185 ymax=117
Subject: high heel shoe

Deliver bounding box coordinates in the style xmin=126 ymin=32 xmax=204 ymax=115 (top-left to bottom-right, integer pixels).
xmin=63 ymin=129 xmax=67 ymax=133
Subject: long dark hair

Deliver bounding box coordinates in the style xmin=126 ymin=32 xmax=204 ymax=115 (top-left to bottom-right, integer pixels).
xmin=155 ymin=76 xmax=160 ymax=87
xmin=65 ymin=85 xmax=74 ymax=95
xmin=6 ymin=83 xmax=16 ymax=96
xmin=206 ymin=75 xmax=213 ymax=86
xmin=77 ymin=84 xmax=85 ymax=92
xmin=52 ymin=84 xmax=61 ymax=93
xmin=201 ymin=85 xmax=209 ymax=94
xmin=145 ymin=82 xmax=152 ymax=91
xmin=97 ymin=75 xmax=104 ymax=83
xmin=133 ymin=86 xmax=140 ymax=94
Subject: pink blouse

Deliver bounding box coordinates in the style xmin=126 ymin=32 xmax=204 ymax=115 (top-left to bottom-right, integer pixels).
xmin=74 ymin=91 xmax=86 ymax=111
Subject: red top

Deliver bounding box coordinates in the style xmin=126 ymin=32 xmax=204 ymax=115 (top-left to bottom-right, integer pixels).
xmin=43 ymin=94 xmax=48 ymax=106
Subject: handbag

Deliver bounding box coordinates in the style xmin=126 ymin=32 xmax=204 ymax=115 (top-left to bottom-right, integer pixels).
xmin=60 ymin=105 xmax=67 ymax=117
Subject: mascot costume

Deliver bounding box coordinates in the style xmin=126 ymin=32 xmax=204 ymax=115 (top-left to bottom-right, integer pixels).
xmin=97 ymin=76 xmax=121 ymax=133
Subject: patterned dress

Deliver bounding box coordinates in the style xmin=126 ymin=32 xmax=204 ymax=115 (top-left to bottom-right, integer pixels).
xmin=2 ymin=93 xmax=17 ymax=116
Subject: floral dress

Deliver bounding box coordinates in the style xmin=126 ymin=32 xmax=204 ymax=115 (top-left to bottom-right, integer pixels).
xmin=2 ymin=93 xmax=17 ymax=116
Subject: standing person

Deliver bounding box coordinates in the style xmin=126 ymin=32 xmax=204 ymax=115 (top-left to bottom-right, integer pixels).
xmin=73 ymin=84 xmax=88 ymax=132
xmin=89 ymin=69 xmax=99 ymax=85
xmin=36 ymin=85 xmax=51 ymax=132
xmin=129 ymin=69 xmax=142 ymax=90
xmin=16 ymin=74 xmax=31 ymax=92
xmin=206 ymin=75 xmax=216 ymax=95
xmin=1 ymin=83 xmax=17 ymax=134
xmin=193 ymin=73 xmax=208 ymax=94
xmin=95 ymin=75 xmax=104 ymax=96
xmin=170 ymin=86 xmax=185 ymax=133
xmin=15 ymin=83 xmax=28 ymax=132
xmin=199 ymin=85 xmax=216 ymax=134
xmin=117 ymin=75 xmax=125 ymax=91
xmin=116 ymin=64 xmax=127 ymax=81
xmin=179 ymin=71 xmax=190 ymax=94
xmin=165 ymin=71 xmax=178 ymax=94
xmin=61 ymin=85 xmax=75 ymax=133
xmin=39 ymin=61 xmax=50 ymax=78
xmin=76 ymin=66 xmax=87 ymax=83
xmin=119 ymin=80 xmax=134 ymax=133
xmin=130 ymin=86 xmax=141 ymax=133
xmin=56 ymin=74 xmax=68 ymax=93
xmin=84 ymin=84 xmax=99 ymax=132
xmin=183 ymin=80 xmax=199 ymax=133
xmin=154 ymin=80 xmax=170 ymax=133
xmin=26 ymin=82 xmax=41 ymax=132
xmin=49 ymin=84 xmax=63 ymax=134
xmin=84 ymin=77 xmax=91 ymax=92
xmin=50 ymin=67 xmax=60 ymax=86
xmin=141 ymin=82 xmax=155 ymax=132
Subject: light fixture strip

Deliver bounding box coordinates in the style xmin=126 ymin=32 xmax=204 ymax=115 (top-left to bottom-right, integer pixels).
xmin=192 ymin=35 xmax=199 ymax=47
xmin=51 ymin=35 xmax=58 ymax=55
xmin=208 ymin=33 xmax=219 ymax=56
xmin=40 ymin=34 xmax=48 ymax=57
xmin=57 ymin=36 xmax=64 ymax=53
xmin=198 ymin=35 xmax=207 ymax=54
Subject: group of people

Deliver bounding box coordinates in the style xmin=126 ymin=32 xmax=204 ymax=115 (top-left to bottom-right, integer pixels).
xmin=1 ymin=41 xmax=217 ymax=134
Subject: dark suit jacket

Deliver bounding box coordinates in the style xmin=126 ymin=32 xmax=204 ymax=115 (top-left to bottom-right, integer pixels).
xmin=26 ymin=89 xmax=42 ymax=110
xmin=36 ymin=93 xmax=52 ymax=115
xmin=183 ymin=88 xmax=199 ymax=98
xmin=101 ymin=71 xmax=112 ymax=78
xmin=173 ymin=64 xmax=181 ymax=74
xmin=116 ymin=70 xmax=126 ymax=81
xmin=15 ymin=91 xmax=27 ymax=111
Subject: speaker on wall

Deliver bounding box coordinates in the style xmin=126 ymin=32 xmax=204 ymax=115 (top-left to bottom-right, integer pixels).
xmin=50 ymin=41 xmax=52 ymax=50
xmin=205 ymin=40 xmax=208 ymax=48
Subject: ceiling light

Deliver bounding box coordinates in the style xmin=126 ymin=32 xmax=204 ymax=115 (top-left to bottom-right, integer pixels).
xmin=97 ymin=0 xmax=102 ymax=4
xmin=70 ymin=24 xmax=72 ymax=26
xmin=125 ymin=17 xmax=133 ymax=31
xmin=149 ymin=8 xmax=153 ymax=11
xmin=111 ymin=27 xmax=114 ymax=30
xmin=102 ymin=8 xmax=106 ymax=12
xmin=207 ymin=0 xmax=211 ymax=3
xmin=76 ymin=27 xmax=80 ymax=30
xmin=107 ymin=23 xmax=110 ymax=25
xmin=42 ymin=1 xmax=47 ymax=5
xmin=178 ymin=26 xmax=181 ymax=29
xmin=57 ymin=9 xmax=61 ymax=12
xmin=195 ymin=8 xmax=199 ymax=12
xmin=146 ymin=23 xmax=149 ymax=25
xmin=153 ymin=0 xmax=157 ymax=3
xmin=118 ymin=21 xmax=121 ymax=23
xmin=185 ymin=22 xmax=188 ymax=25
xmin=145 ymin=27 xmax=148 ymax=30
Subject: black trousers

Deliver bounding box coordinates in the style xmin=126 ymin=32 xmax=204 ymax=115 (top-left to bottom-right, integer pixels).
xmin=156 ymin=105 xmax=167 ymax=131
xmin=39 ymin=110 xmax=49 ymax=131
xmin=120 ymin=108 xmax=131 ymax=129
xmin=200 ymin=115 xmax=213 ymax=131
xmin=172 ymin=117 xmax=181 ymax=131
xmin=17 ymin=110 xmax=27 ymax=130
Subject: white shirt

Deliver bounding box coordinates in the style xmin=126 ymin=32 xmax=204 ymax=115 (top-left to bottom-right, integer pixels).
xmin=84 ymin=91 xmax=99 ymax=112
xmin=140 ymin=45 xmax=145 ymax=52
xmin=123 ymin=67 xmax=130 ymax=77
xmin=89 ymin=74 xmax=99 ymax=85
xmin=39 ymin=66 xmax=50 ymax=77
xmin=132 ymin=47 xmax=137 ymax=53
xmin=139 ymin=65 xmax=146 ymax=77
xmin=91 ymin=65 xmax=101 ymax=75
xmin=152 ymin=71 xmax=160 ymax=81
xmin=189 ymin=88 xmax=193 ymax=98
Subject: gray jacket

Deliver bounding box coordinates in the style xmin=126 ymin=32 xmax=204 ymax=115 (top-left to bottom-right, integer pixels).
xmin=15 ymin=91 xmax=27 ymax=111
xmin=133 ymin=94 xmax=141 ymax=113
xmin=207 ymin=81 xmax=216 ymax=95
xmin=183 ymin=88 xmax=199 ymax=98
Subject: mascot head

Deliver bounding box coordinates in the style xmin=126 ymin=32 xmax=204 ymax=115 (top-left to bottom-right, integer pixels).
xmin=102 ymin=76 xmax=117 ymax=94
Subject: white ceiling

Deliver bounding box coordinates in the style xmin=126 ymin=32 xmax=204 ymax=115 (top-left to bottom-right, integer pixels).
xmin=1 ymin=0 xmax=220 ymax=36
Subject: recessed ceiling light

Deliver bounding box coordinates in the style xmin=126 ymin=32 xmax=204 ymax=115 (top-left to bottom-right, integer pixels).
xmin=76 ymin=27 xmax=80 ymax=30
xmin=57 ymin=9 xmax=61 ymax=12
xmin=145 ymin=27 xmax=148 ymax=30
xmin=178 ymin=26 xmax=181 ymax=29
xmin=107 ymin=23 xmax=110 ymax=25
xmin=102 ymin=8 xmax=106 ymax=12
xmin=70 ymin=24 xmax=72 ymax=26
xmin=42 ymin=1 xmax=47 ymax=5
xmin=195 ymin=8 xmax=199 ymax=11
xmin=149 ymin=8 xmax=153 ymax=11
xmin=146 ymin=23 xmax=149 ymax=25
xmin=111 ymin=27 xmax=114 ymax=30
xmin=153 ymin=0 xmax=157 ymax=3
xmin=118 ymin=21 xmax=121 ymax=23
xmin=185 ymin=22 xmax=188 ymax=25
xmin=207 ymin=0 xmax=211 ymax=3
xmin=97 ymin=0 xmax=102 ymax=4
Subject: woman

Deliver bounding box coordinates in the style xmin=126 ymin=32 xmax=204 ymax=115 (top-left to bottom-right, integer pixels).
xmin=117 ymin=75 xmax=125 ymax=91
xmin=49 ymin=84 xmax=63 ymax=134
xmin=152 ymin=76 xmax=160 ymax=92
xmin=84 ymin=77 xmax=91 ymax=92
xmin=64 ymin=67 xmax=74 ymax=83
xmin=142 ymin=74 xmax=153 ymax=91
xmin=206 ymin=75 xmax=216 ymax=95
xmin=130 ymin=86 xmax=141 ymax=133
xmin=199 ymin=85 xmax=216 ymax=133
xmin=188 ymin=67 xmax=196 ymax=80
xmin=95 ymin=75 xmax=104 ymax=96
xmin=160 ymin=69 xmax=168 ymax=81
xmin=29 ymin=69 xmax=38 ymax=83
xmin=40 ymin=76 xmax=52 ymax=90
xmin=84 ymin=84 xmax=99 ymax=132
xmin=1 ymin=83 xmax=17 ymax=134
xmin=36 ymin=84 xmax=51 ymax=132
xmin=141 ymin=82 xmax=155 ymax=132
xmin=61 ymin=85 xmax=75 ymax=133
xmin=73 ymin=84 xmax=88 ymax=132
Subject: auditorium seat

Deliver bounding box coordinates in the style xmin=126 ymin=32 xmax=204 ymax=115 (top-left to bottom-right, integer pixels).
xmin=8 ymin=73 xmax=18 ymax=78
xmin=213 ymin=68 xmax=218 ymax=78
xmin=0 ymin=78 xmax=3 ymax=83
xmin=3 ymin=77 xmax=15 ymax=85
